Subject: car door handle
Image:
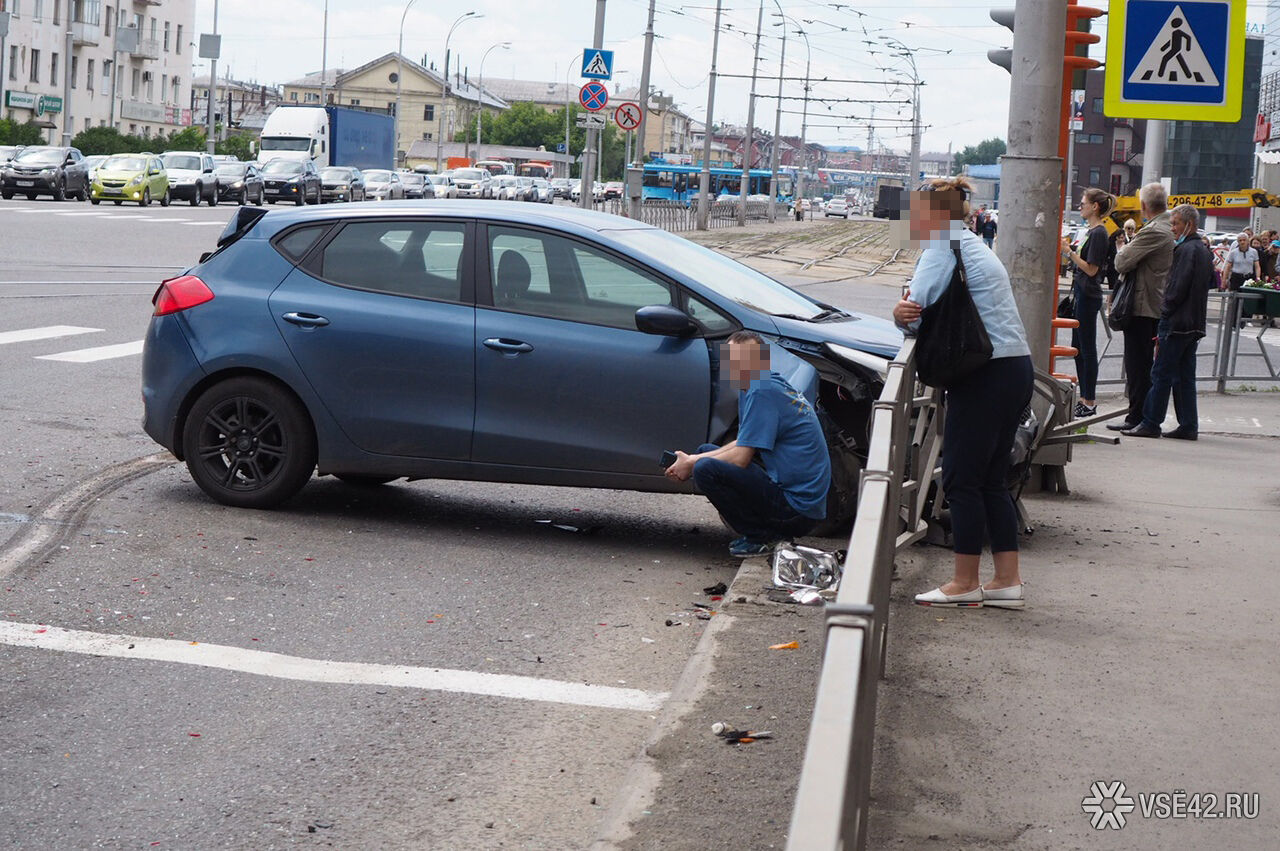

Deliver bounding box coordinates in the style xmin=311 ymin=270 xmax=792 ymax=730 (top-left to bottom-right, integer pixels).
xmin=483 ymin=337 xmax=534 ymax=354
xmin=282 ymin=312 xmax=330 ymax=328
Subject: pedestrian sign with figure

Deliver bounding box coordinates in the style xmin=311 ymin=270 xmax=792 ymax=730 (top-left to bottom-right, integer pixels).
xmin=1104 ymin=0 xmax=1246 ymax=121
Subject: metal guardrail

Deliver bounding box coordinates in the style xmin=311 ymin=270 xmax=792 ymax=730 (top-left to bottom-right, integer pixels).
xmin=589 ymin=198 xmax=781 ymax=233
xmin=786 ymin=337 xmax=944 ymax=850
xmin=1091 ymin=290 xmax=1279 ymax=390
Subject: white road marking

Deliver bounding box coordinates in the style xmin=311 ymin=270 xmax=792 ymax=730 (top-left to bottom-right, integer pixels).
xmin=36 ymin=340 xmax=144 ymax=362
xmin=0 ymin=620 xmax=668 ymax=712
xmin=0 ymin=325 xmax=102 ymax=345
xmin=57 ymin=211 xmax=115 ymax=217
xmin=181 ymin=221 xmax=227 ymax=226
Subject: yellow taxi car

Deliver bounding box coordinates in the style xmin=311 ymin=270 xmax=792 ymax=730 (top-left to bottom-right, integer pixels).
xmin=90 ymin=153 xmax=171 ymax=206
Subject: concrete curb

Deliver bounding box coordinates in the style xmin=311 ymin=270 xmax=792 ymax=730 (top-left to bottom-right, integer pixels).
xmin=589 ymin=554 xmax=769 ymax=849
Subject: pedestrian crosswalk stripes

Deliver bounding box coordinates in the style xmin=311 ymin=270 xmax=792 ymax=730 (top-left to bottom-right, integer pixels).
xmin=35 ymin=340 xmax=145 ymax=362
xmin=0 ymin=325 xmax=102 ymax=345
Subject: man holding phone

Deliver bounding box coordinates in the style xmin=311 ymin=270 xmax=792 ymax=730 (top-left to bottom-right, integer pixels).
xmin=664 ymin=330 xmax=831 ymax=557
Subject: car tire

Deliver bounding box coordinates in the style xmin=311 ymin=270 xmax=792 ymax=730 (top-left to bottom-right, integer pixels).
xmin=0 ymin=190 xmax=11 ymax=200
xmin=208 ymin=186 xmax=218 ymax=206
xmin=267 ymin=199 xmax=276 ymax=205
xmin=91 ymin=198 xmax=100 ymax=205
xmin=189 ymin=192 xmax=199 ymax=207
xmin=255 ymin=190 xmax=264 ymax=206
xmin=53 ymin=179 xmax=66 ymax=202
xmin=160 ymin=188 xmax=171 ymax=207
xmin=26 ymin=193 xmax=36 ymax=200
xmin=113 ymin=200 xmax=123 ymax=206
xmin=76 ymin=184 xmax=88 ymax=202
xmin=141 ymin=187 xmax=151 ymax=207
xmin=238 ymin=193 xmax=246 ymax=206
xmin=181 ymin=377 xmax=317 ymax=510
xmin=334 ymin=474 xmax=398 ymax=487
xmin=295 ymin=192 xmax=305 ymax=206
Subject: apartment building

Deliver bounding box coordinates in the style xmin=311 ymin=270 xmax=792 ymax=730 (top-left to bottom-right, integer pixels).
xmin=0 ymin=0 xmax=195 ymax=140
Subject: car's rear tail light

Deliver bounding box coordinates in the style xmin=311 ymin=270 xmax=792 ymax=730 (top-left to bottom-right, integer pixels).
xmin=153 ymin=275 xmax=214 ymax=316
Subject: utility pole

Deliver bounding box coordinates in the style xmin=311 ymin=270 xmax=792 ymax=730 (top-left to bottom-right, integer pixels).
xmin=629 ymin=0 xmax=656 ymax=217
xmin=794 ymin=25 xmax=811 ymax=205
xmin=766 ymin=14 xmax=786 ymax=223
xmin=320 ymin=0 xmax=329 ymax=106
xmin=207 ymin=0 xmax=219 ymax=155
xmin=62 ymin=29 xmax=73 ymax=145
xmin=0 ymin=12 xmax=10 ymax=121
xmin=738 ymin=0 xmax=764 ymax=226
xmin=1141 ymin=119 xmax=1165 ymax=185
xmin=579 ymin=0 xmax=607 ymax=208
xmin=992 ymin=0 xmax=1068 ymax=376
xmin=696 ymin=0 xmax=724 ymax=230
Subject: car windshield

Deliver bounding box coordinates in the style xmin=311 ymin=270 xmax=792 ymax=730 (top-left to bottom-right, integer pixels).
xmin=14 ymin=148 xmax=67 ymax=166
xmin=102 ymin=156 xmax=148 ymax=171
xmin=364 ymin=170 xmax=391 ymax=183
xmin=260 ymin=137 xmax=312 ymax=152
xmin=320 ymin=168 xmax=353 ymax=180
xmin=163 ymin=155 xmax=204 ymax=171
xmin=402 ymin=174 xmax=423 ymax=184
xmin=454 ymin=169 xmax=486 ymax=180
xmin=612 ymin=228 xmax=824 ymax=319
xmin=428 ymin=175 xmax=446 ymax=184
xmin=216 ymin=164 xmax=248 ymax=176
xmin=263 ymin=161 xmax=304 ymax=175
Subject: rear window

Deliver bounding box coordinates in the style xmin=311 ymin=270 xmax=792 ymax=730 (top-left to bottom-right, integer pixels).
xmin=274 ymin=225 xmax=329 ymax=262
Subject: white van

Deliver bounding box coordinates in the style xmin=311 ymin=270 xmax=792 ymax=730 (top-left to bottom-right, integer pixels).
xmin=258 ymin=107 xmax=329 ymax=167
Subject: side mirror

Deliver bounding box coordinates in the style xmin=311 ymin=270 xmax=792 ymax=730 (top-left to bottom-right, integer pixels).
xmin=635 ymin=305 xmax=698 ymax=337
xmin=65 ymin=156 xmax=75 ymax=166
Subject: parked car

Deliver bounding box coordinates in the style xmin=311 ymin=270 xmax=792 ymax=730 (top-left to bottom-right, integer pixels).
xmin=824 ymin=198 xmax=850 ymax=218
xmin=319 ymin=166 xmax=366 ymax=203
xmin=262 ymin=158 xmax=322 ymax=205
xmin=426 ymin=173 xmax=457 ymax=199
xmin=363 ymin=169 xmax=405 ymax=201
xmin=82 ymin=154 xmax=109 ymax=179
xmin=493 ymin=175 xmax=523 ymax=201
xmin=603 ymin=181 xmax=624 ymax=200
xmin=569 ymin=180 xmax=605 ymax=202
xmin=0 ymin=145 xmax=24 ymax=168
xmin=161 ymin=151 xmax=218 ymax=206
xmin=451 ymin=167 xmax=494 ymax=199
xmin=550 ymin=177 xmax=573 ymax=199
xmin=400 ymin=171 xmax=430 ymax=199
xmin=90 ymin=153 xmax=170 ymax=206
xmin=531 ymin=178 xmax=555 ymax=204
xmin=214 ymin=161 xmax=265 ymax=205
xmin=140 ymin=202 xmax=900 ymax=537
xmin=1 ymin=145 xmax=90 ymax=201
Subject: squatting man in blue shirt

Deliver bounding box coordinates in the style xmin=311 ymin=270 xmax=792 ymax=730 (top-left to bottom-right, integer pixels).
xmin=664 ymin=330 xmax=832 ymax=558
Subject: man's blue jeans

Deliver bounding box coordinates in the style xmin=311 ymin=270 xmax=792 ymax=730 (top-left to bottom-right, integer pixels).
xmin=1141 ymin=331 xmax=1199 ymax=433
xmin=691 ymin=444 xmax=818 ymax=543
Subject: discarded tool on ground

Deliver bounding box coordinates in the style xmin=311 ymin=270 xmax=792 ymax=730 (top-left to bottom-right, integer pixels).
xmin=711 ymin=721 xmax=774 ymax=744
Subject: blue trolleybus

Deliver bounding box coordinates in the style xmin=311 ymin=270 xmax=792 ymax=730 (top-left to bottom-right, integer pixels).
xmin=641 ymin=162 xmax=792 ymax=204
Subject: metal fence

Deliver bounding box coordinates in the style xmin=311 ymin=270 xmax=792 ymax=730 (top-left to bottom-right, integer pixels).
xmin=786 ymin=337 xmax=944 ymax=850
xmin=586 ymin=198 xmax=780 ymax=233
xmin=1090 ymin=290 xmax=1279 ymax=390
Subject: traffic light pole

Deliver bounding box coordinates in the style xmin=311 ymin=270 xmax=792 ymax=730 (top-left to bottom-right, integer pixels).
xmin=579 ymin=0 xmax=607 ymax=209
xmin=991 ymin=0 xmax=1069 ymax=377
xmin=696 ymin=0 xmax=725 ymax=231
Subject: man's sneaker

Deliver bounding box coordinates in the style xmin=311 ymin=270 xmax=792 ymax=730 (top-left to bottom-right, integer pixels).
xmin=1074 ymin=402 xmax=1097 ymax=419
xmin=728 ymin=538 xmax=775 ymax=558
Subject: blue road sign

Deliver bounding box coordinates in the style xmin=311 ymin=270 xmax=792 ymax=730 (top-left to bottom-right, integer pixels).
xmin=557 ymin=142 xmax=567 ymax=153
xmin=579 ymin=82 xmax=609 ymax=112
xmin=581 ymin=49 xmax=614 ymax=80
xmin=1104 ymin=0 xmax=1245 ymax=121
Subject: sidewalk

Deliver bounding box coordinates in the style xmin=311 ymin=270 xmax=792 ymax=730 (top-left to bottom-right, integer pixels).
xmin=602 ymin=389 xmax=1278 ymax=849
xmin=870 ymin=389 xmax=1280 ymax=848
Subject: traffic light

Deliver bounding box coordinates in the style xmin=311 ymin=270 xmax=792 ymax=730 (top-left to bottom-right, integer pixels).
xmin=987 ymin=9 xmax=1014 ymax=73
xmin=987 ymin=2 xmax=1102 ymax=81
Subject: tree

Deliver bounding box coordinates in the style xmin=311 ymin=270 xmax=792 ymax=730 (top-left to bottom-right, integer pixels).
xmin=217 ymin=133 xmax=256 ymax=161
xmin=0 ymin=119 xmax=48 ymax=146
xmin=952 ymin=137 xmax=1006 ymax=173
xmin=71 ymin=126 xmax=146 ymax=155
xmin=159 ymin=126 xmax=207 ymax=152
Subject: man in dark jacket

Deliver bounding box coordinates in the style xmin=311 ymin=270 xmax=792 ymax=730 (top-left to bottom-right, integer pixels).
xmin=1123 ymin=204 xmax=1214 ymax=440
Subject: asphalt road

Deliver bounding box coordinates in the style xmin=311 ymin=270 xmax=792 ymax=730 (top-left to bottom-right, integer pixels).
xmin=0 ymin=196 xmax=807 ymax=848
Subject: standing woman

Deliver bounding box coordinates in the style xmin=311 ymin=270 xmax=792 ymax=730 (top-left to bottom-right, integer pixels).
xmin=1060 ymin=187 xmax=1115 ymax=418
xmin=893 ymin=177 xmax=1034 ymax=609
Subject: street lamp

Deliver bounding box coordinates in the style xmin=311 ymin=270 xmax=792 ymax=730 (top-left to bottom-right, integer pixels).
xmin=436 ymin=11 xmax=483 ymax=171
xmin=476 ymin=42 xmax=511 ymax=151
xmin=766 ymin=8 xmax=787 ymax=223
xmin=774 ymin=16 xmax=811 ymax=208
xmin=394 ymin=0 xmax=424 ymax=168
xmin=876 ymin=36 xmax=946 ymax=186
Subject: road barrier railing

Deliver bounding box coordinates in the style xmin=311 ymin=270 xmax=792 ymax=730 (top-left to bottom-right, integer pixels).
xmin=786 ymin=337 xmax=943 ymax=850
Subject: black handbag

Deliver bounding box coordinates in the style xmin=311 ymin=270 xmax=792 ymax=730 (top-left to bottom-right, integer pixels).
xmin=1107 ymin=275 xmax=1135 ymax=331
xmin=1057 ymin=294 xmax=1075 ymax=318
xmin=914 ymin=247 xmax=994 ymax=387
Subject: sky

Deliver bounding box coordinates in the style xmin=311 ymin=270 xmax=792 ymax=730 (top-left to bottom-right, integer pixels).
xmin=194 ymin=0 xmax=1273 ymax=156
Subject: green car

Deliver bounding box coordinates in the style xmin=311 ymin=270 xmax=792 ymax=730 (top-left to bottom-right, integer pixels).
xmin=90 ymin=153 xmax=171 ymax=206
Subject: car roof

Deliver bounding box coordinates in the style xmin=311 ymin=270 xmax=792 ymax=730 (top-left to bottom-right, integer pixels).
xmin=251 ymin=199 xmax=659 ymax=235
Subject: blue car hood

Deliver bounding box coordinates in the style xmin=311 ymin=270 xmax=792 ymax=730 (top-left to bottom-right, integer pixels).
xmin=765 ymin=312 xmax=904 ymax=359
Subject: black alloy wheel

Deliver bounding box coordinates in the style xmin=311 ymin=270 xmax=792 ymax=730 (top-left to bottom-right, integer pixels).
xmin=182 ymin=377 xmax=317 ymax=509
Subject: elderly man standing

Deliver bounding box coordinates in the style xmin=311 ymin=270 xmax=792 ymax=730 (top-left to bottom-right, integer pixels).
xmin=1123 ymin=204 xmax=1215 ymax=440
xmin=1109 ymin=183 xmax=1174 ymax=431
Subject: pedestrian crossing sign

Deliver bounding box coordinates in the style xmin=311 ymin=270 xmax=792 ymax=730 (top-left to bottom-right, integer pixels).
xmin=581 ymin=49 xmax=614 ymax=81
xmin=1104 ymin=0 xmax=1246 ymax=121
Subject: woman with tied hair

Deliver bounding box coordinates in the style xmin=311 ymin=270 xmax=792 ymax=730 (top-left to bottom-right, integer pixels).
xmin=893 ymin=176 xmax=1033 ymax=609
xmin=1060 ymin=187 xmax=1116 ymax=418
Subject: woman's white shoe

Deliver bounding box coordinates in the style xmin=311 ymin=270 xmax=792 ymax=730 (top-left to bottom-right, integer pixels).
xmin=981 ymin=583 xmax=1025 ymax=609
xmin=913 ymin=586 xmax=983 ymax=607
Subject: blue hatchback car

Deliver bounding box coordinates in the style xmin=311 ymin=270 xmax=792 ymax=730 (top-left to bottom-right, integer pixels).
xmin=142 ymin=202 xmax=903 ymax=533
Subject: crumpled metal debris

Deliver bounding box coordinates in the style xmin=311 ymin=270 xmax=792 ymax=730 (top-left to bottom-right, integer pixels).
xmin=771 ymin=545 xmax=845 ymax=592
